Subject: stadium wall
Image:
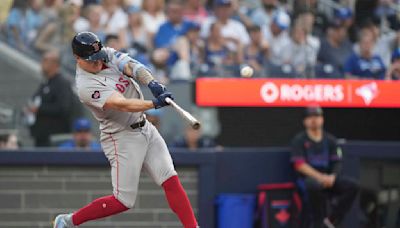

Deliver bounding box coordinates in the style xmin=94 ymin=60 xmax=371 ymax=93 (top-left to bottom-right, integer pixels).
xmin=0 ymin=143 xmax=400 ymax=228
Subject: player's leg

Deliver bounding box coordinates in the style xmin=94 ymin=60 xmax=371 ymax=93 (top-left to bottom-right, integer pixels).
xmin=303 ymin=177 xmax=328 ymax=228
xmin=55 ymin=130 xmax=148 ymax=227
xmin=143 ymin=123 xmax=198 ymax=228
xmin=327 ymin=175 xmax=359 ymax=225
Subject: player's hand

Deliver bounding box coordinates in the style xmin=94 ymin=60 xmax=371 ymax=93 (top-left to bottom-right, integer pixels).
xmin=152 ymin=92 xmax=174 ymax=109
xmin=318 ymin=174 xmax=336 ymax=188
xmin=148 ymin=80 xmax=167 ymax=98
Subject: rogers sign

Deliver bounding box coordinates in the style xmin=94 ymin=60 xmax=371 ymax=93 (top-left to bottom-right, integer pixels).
xmin=260 ymin=82 xmax=344 ymax=103
xmin=196 ymin=78 xmax=400 ymax=108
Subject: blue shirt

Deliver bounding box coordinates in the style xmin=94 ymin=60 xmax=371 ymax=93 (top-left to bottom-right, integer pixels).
xmin=58 ymin=140 xmax=102 ymax=151
xmin=154 ymin=20 xmax=193 ymax=48
xmin=6 ymin=8 xmax=27 ymax=47
xmin=344 ymin=53 xmax=386 ymax=79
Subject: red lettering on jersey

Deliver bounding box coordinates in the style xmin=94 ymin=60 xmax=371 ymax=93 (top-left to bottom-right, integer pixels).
xmin=116 ymin=84 xmax=125 ymax=93
xmin=119 ymin=77 xmax=130 ymax=87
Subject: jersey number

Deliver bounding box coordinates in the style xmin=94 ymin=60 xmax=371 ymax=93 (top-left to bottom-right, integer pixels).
xmin=116 ymin=76 xmax=130 ymax=93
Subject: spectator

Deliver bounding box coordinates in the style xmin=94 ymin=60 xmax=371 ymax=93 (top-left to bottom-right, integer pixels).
xmin=41 ymin=0 xmax=64 ymax=22
xmin=85 ymin=3 xmax=106 ymax=43
xmin=183 ymin=0 xmax=209 ymax=24
xmin=59 ymin=118 xmax=101 ymax=150
xmin=201 ymin=0 xmax=250 ymax=51
xmin=293 ymin=0 xmax=328 ymax=37
xmin=149 ymin=48 xmax=170 ymax=84
xmin=121 ymin=6 xmax=152 ymax=54
xmin=28 ymin=51 xmax=74 ymax=147
xmin=154 ymin=0 xmax=194 ymax=80
xmin=34 ymin=2 xmax=85 ymax=53
xmin=69 ymin=0 xmax=90 ymax=33
xmin=281 ymin=20 xmax=320 ymax=78
xmin=262 ymin=10 xmax=291 ymax=65
xmin=243 ymin=25 xmax=268 ymax=77
xmin=295 ymin=9 xmax=322 ymax=39
xmin=317 ymin=22 xmax=353 ymax=78
xmin=291 ymin=105 xmax=359 ymax=228
xmin=202 ymin=22 xmax=239 ymax=76
xmin=142 ymin=0 xmax=166 ymax=35
xmin=344 ymin=32 xmax=386 ymax=79
xmin=171 ymin=126 xmax=216 ymax=150
xmin=374 ymin=0 xmax=400 ymax=30
xmin=104 ymin=34 xmax=123 ymax=50
xmin=26 ymin=0 xmax=45 ymax=46
xmin=334 ymin=7 xmax=357 ymax=43
xmin=154 ymin=0 xmax=192 ymax=48
xmin=385 ymin=48 xmax=400 ymax=80
xmin=5 ymin=0 xmax=29 ymax=49
xmin=173 ymin=22 xmax=204 ymax=77
xmin=101 ymin=0 xmax=128 ymax=35
xmin=250 ymin=0 xmax=279 ymax=27
xmin=0 ymin=133 xmax=19 ymax=150
xmin=360 ymin=20 xmax=400 ymax=67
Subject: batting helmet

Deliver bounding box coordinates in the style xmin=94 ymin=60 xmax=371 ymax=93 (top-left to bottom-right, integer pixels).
xmin=71 ymin=32 xmax=109 ymax=62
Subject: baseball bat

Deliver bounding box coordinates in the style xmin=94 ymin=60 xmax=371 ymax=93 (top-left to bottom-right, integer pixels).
xmin=165 ymin=97 xmax=201 ymax=130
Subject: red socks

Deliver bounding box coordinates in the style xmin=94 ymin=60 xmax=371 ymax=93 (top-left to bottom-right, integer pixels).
xmin=71 ymin=176 xmax=198 ymax=227
xmin=162 ymin=175 xmax=198 ymax=228
xmin=72 ymin=195 xmax=129 ymax=226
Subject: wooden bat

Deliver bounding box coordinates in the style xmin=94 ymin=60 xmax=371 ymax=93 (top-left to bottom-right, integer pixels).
xmin=165 ymin=97 xmax=201 ymax=129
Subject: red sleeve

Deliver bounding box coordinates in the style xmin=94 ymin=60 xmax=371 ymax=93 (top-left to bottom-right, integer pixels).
xmin=293 ymin=158 xmax=306 ymax=170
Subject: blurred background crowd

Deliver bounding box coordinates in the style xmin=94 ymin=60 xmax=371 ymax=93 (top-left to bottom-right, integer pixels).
xmin=2 ymin=0 xmax=400 ymax=81
xmin=1 ymin=0 xmax=400 ymax=149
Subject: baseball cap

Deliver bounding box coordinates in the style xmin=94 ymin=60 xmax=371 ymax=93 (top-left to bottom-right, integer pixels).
xmin=334 ymin=7 xmax=353 ymax=20
xmin=391 ymin=48 xmax=400 ymax=62
xmin=73 ymin=118 xmax=92 ymax=132
xmin=214 ymin=0 xmax=232 ymax=7
xmin=272 ymin=11 xmax=291 ymax=30
xmin=304 ymin=105 xmax=323 ymax=118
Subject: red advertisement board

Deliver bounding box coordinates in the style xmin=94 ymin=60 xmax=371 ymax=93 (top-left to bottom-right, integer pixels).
xmin=196 ymin=78 xmax=400 ymax=108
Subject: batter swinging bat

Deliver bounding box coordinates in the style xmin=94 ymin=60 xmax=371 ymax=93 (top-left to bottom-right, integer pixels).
xmin=165 ymin=97 xmax=201 ymax=130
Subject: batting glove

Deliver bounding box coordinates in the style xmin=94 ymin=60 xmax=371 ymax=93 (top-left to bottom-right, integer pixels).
xmin=152 ymin=92 xmax=174 ymax=109
xmin=148 ymin=80 xmax=167 ymax=98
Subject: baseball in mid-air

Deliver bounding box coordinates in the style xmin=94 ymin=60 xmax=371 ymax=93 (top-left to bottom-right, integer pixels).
xmin=240 ymin=66 xmax=254 ymax=77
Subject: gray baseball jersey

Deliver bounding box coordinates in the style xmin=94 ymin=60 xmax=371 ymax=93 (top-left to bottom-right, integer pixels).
xmin=75 ymin=47 xmax=177 ymax=208
xmin=76 ymin=47 xmax=144 ymax=133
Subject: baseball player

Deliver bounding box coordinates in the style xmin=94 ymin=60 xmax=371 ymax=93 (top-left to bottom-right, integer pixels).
xmin=53 ymin=32 xmax=198 ymax=228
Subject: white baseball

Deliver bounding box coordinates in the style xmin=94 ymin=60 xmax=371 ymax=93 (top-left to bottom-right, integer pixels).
xmin=240 ymin=66 xmax=254 ymax=77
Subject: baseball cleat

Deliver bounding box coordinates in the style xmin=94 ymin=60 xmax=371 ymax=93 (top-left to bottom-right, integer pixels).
xmin=53 ymin=214 xmax=75 ymax=228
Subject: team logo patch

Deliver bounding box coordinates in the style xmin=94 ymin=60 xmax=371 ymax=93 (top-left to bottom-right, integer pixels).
xmin=92 ymin=42 xmax=100 ymax=52
xmin=92 ymin=90 xmax=101 ymax=99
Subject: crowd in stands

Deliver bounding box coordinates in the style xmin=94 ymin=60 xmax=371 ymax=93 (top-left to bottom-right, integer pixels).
xmin=2 ymin=0 xmax=400 ymax=81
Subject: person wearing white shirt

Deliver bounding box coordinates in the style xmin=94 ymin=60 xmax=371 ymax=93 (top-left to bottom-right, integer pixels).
xmin=250 ymin=0 xmax=279 ymax=27
xmin=281 ymin=21 xmax=320 ymax=78
xmin=262 ymin=10 xmax=291 ymax=65
xmin=201 ymin=0 xmax=250 ymax=50
xmin=142 ymin=0 xmax=166 ymax=35
xmin=100 ymin=0 xmax=128 ymax=35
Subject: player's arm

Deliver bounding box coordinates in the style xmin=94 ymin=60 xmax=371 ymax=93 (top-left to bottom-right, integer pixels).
xmin=296 ymin=163 xmax=335 ymax=188
xmin=291 ymin=137 xmax=334 ymax=188
xmin=116 ymin=54 xmax=169 ymax=98
xmin=103 ymin=91 xmax=172 ymax=112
